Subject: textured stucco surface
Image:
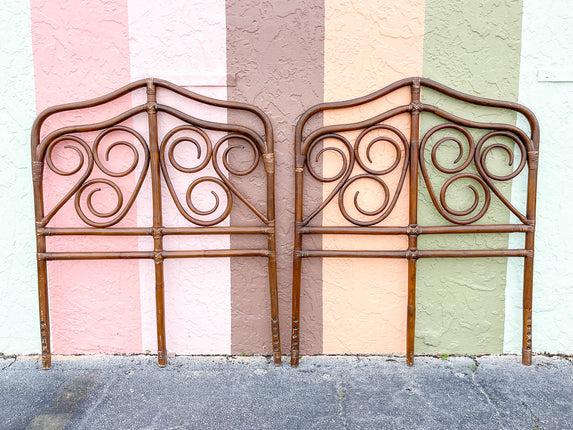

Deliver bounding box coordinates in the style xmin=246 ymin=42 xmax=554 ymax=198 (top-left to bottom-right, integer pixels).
xmin=418 ymin=0 xmax=523 ymax=354
xmin=322 ymin=0 xmax=424 ymax=354
xmin=31 ymin=0 xmax=143 ymax=354
xmin=505 ymin=0 xmax=573 ymax=354
xmin=2 ymin=0 xmax=573 ymax=358
xmin=129 ymin=0 xmax=231 ymax=355
xmin=0 ymin=1 xmax=39 ymax=354
xmin=226 ymin=0 xmax=325 ymax=355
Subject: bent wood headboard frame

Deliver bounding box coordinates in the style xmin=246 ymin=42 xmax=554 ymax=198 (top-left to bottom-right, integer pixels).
xmin=291 ymin=77 xmax=539 ymax=366
xmin=32 ymin=78 xmax=281 ymax=369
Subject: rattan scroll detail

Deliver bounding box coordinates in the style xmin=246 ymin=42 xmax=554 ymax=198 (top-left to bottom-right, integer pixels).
xmin=419 ymin=124 xmax=530 ymax=225
xmin=291 ymin=77 xmax=539 ymax=367
xmin=40 ymin=126 xmax=151 ymax=228
xmin=303 ymin=124 xmax=410 ymax=227
xmin=32 ymin=78 xmax=281 ymax=369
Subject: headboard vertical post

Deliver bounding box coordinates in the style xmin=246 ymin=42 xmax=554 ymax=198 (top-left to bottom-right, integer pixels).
xmin=522 ymin=149 xmax=539 ymax=365
xmin=32 ymin=152 xmax=51 ymax=369
xmin=263 ymin=141 xmax=282 ymax=364
xmin=291 ymin=125 xmax=306 ymax=366
xmin=406 ymin=78 xmax=422 ymax=366
xmin=146 ymin=79 xmax=167 ymax=367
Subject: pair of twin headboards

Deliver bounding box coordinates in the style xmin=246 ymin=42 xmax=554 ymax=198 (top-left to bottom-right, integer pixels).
xmin=32 ymin=78 xmax=539 ymax=369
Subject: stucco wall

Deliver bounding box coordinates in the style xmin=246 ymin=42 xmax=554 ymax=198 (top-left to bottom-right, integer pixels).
xmin=418 ymin=0 xmax=523 ymax=354
xmin=0 ymin=0 xmax=38 ymax=354
xmin=128 ymin=0 xmax=231 ymax=355
xmin=31 ymin=0 xmax=143 ymax=354
xmin=505 ymin=0 xmax=573 ymax=354
xmin=322 ymin=0 xmax=424 ymax=354
xmin=226 ymin=0 xmax=325 ymax=355
xmin=0 ymin=0 xmax=572 ymax=358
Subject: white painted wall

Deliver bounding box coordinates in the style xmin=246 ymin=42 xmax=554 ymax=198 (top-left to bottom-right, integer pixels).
xmin=505 ymin=0 xmax=573 ymax=354
xmin=0 ymin=2 xmax=39 ymax=354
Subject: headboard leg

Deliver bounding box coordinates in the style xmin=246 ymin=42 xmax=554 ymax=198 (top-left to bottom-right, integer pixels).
xmin=522 ymin=253 xmax=534 ymax=365
xmin=407 ymin=258 xmax=417 ymax=366
xmin=291 ymin=250 xmax=302 ymax=366
xmin=38 ymin=251 xmax=52 ymax=369
xmin=268 ymin=249 xmax=282 ymax=365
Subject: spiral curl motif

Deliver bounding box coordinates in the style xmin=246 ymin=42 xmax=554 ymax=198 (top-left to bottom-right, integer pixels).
xmin=427 ymin=124 xmax=475 ymax=174
xmin=420 ymin=123 xmax=491 ymax=225
xmin=161 ymin=125 xmax=225 ymax=226
xmin=476 ymin=131 xmax=527 ymax=182
xmin=439 ymin=173 xmax=491 ymax=222
xmin=213 ymin=133 xmax=266 ymax=223
xmin=355 ymin=125 xmax=407 ymax=176
xmin=339 ymin=174 xmax=390 ymax=219
xmin=93 ymin=126 xmax=144 ymax=177
xmin=163 ymin=125 xmax=212 ymax=174
xmin=160 ymin=127 xmax=266 ymax=225
xmin=80 ymin=127 xmax=149 ymax=227
xmin=303 ymin=125 xmax=409 ymax=226
xmin=75 ymin=178 xmax=124 ymax=224
xmin=305 ymin=134 xmax=353 ymax=183
xmin=43 ymin=135 xmax=94 ymax=226
xmin=42 ymin=127 xmax=150 ymax=228
xmin=186 ymin=177 xmax=233 ymax=223
xmin=303 ymin=133 xmax=354 ymax=224
xmin=217 ymin=134 xmax=260 ymax=176
xmin=475 ymin=130 xmax=528 ymax=223
xmin=46 ymin=135 xmax=92 ymax=177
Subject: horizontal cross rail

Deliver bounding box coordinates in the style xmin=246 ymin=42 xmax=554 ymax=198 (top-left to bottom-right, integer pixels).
xmin=38 ymin=249 xmax=271 ymax=260
xmin=300 ymin=224 xmax=533 ymax=235
xmin=298 ymin=249 xmax=532 ymax=258
xmin=38 ymin=226 xmax=272 ymax=236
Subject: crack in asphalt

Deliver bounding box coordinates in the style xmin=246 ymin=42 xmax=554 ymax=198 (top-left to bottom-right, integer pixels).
xmin=1 ymin=356 xmax=16 ymax=371
xmin=470 ymin=360 xmax=507 ymax=430
xmin=335 ymin=377 xmax=348 ymax=428
xmin=522 ymin=400 xmax=542 ymax=429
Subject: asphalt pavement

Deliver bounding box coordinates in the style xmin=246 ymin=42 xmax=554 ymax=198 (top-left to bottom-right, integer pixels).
xmin=1 ymin=354 xmax=572 ymax=429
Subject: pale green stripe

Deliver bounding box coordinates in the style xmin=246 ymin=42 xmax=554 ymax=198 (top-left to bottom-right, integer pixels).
xmin=0 ymin=2 xmax=39 ymax=354
xmin=418 ymin=0 xmax=523 ymax=354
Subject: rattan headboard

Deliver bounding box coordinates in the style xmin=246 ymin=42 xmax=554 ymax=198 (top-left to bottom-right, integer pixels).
xmin=291 ymin=77 xmax=539 ymax=366
xmin=32 ymin=79 xmax=281 ymax=368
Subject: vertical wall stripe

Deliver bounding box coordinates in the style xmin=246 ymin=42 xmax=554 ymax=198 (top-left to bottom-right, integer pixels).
xmin=128 ymin=0 xmax=231 ymax=354
xmin=1 ymin=0 xmax=569 ymax=358
xmin=419 ymin=0 xmax=523 ymax=354
xmin=0 ymin=1 xmax=38 ymax=354
xmin=505 ymin=0 xmax=573 ymax=354
xmin=31 ymin=0 xmax=141 ymax=354
xmin=226 ymin=0 xmax=325 ymax=354
xmin=323 ymin=0 xmax=425 ymax=354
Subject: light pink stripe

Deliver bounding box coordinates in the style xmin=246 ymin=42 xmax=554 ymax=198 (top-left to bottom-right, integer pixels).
xmin=128 ymin=0 xmax=231 ymax=354
xmin=31 ymin=0 xmax=141 ymax=354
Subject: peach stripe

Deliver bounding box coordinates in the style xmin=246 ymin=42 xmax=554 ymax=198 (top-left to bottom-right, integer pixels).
xmin=323 ymin=0 xmax=425 ymax=353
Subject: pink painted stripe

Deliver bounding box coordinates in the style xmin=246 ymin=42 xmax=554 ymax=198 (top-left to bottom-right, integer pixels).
xmin=31 ymin=0 xmax=142 ymax=354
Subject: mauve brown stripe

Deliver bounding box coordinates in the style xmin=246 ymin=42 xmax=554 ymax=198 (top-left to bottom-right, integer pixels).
xmin=226 ymin=0 xmax=325 ymax=355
